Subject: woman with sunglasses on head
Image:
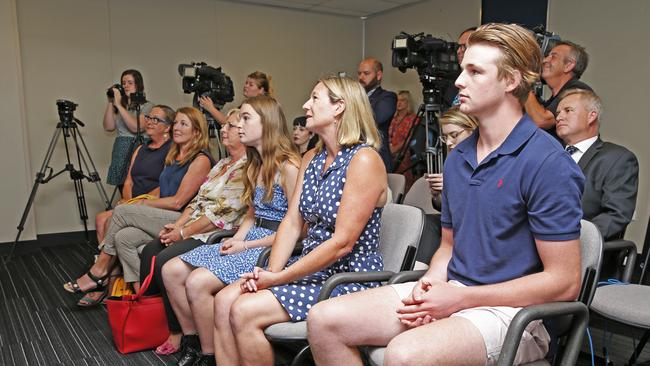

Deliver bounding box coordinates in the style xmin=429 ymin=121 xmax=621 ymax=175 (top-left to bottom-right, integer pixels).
xmin=136 ymin=109 xmax=250 ymax=356
xmin=64 ymin=107 xmax=213 ymax=306
xmin=416 ymin=106 xmax=478 ymax=265
xmin=103 ymin=69 xmax=155 ymax=191
xmin=425 ymin=106 xmax=479 ymax=210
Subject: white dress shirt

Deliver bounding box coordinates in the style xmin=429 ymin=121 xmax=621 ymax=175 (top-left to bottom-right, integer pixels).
xmin=567 ymin=136 xmax=598 ymax=163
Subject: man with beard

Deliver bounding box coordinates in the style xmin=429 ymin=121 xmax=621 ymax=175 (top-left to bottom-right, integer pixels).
xmin=358 ymin=58 xmax=397 ymax=171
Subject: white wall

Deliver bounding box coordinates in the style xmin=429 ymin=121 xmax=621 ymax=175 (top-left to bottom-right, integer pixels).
xmin=0 ymin=0 xmax=361 ymax=243
xmin=0 ymin=0 xmax=36 ymax=242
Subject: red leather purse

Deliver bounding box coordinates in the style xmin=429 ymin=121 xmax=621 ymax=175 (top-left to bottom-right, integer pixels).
xmin=105 ymin=256 xmax=169 ymax=354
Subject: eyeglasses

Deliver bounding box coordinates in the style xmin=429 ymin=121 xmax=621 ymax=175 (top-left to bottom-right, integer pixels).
xmin=144 ymin=114 xmax=169 ymax=125
xmin=439 ymin=129 xmax=468 ymax=143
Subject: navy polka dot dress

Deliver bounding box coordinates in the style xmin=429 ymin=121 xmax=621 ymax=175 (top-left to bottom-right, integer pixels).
xmin=269 ymin=144 xmax=384 ymax=321
xmin=179 ymin=184 xmax=288 ymax=284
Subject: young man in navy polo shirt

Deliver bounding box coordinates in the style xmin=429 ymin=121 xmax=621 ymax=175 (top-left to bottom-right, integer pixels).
xmin=307 ymin=23 xmax=585 ymax=365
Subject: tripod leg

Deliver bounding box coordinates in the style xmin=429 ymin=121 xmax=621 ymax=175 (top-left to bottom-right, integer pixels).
xmin=74 ymin=125 xmax=112 ymax=210
xmin=6 ymin=127 xmax=63 ymax=262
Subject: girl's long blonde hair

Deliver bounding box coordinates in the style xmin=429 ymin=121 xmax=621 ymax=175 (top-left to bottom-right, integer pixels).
xmin=241 ymin=96 xmax=300 ymax=205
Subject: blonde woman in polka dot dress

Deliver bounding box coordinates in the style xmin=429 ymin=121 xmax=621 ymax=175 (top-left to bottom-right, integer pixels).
xmin=213 ymin=76 xmax=389 ymax=365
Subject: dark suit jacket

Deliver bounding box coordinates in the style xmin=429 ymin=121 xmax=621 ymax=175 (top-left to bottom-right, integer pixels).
xmin=368 ymin=86 xmax=397 ymax=171
xmin=579 ymin=138 xmax=639 ymax=240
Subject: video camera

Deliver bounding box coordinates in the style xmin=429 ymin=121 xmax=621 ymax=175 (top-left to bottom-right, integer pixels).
xmin=531 ymin=25 xmax=562 ymax=56
xmin=392 ymin=32 xmax=459 ymax=96
xmin=178 ymin=62 xmax=235 ymax=109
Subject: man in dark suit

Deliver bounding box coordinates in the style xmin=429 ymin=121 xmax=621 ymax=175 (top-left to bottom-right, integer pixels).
xmin=556 ymin=88 xmax=639 ymax=241
xmin=358 ymin=58 xmax=396 ymax=171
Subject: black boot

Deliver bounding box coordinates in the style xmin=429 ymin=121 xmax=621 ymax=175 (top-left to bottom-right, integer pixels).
xmin=177 ymin=334 xmax=201 ymax=366
xmin=192 ymin=354 xmax=216 ymax=366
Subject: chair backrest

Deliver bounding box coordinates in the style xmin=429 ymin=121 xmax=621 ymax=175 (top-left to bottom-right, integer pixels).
xmin=402 ymin=176 xmax=438 ymax=214
xmin=387 ymin=173 xmax=406 ymax=203
xmin=378 ymin=203 xmax=425 ymax=272
xmin=579 ymin=220 xmax=604 ymax=305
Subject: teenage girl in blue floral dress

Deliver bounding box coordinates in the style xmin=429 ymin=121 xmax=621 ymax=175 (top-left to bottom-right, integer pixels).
xmin=213 ymin=76 xmax=389 ymax=365
xmin=161 ymin=96 xmax=300 ymax=366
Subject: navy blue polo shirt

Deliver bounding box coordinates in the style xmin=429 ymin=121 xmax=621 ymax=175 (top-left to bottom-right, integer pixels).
xmin=441 ymin=114 xmax=584 ymax=286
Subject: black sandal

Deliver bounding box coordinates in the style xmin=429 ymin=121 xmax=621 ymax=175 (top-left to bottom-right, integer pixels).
xmin=77 ymin=287 xmax=109 ymax=308
xmin=63 ymin=270 xmax=109 ymax=294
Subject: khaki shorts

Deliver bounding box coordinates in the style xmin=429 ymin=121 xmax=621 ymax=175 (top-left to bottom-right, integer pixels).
xmin=391 ymin=281 xmax=550 ymax=366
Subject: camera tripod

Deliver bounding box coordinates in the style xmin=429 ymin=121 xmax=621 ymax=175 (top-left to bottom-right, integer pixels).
xmin=392 ymin=76 xmax=447 ymax=176
xmin=5 ymin=100 xmax=111 ymax=264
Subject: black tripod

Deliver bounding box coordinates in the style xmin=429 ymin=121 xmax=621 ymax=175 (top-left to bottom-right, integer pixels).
xmin=392 ymin=74 xmax=448 ymax=176
xmin=5 ymin=100 xmax=111 ymax=263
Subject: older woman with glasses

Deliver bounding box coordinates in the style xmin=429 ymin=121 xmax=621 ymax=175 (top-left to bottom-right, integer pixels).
xmin=94 ymin=105 xmax=174 ymax=252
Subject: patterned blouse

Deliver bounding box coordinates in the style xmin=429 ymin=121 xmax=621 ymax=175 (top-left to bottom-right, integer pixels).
xmin=185 ymin=155 xmax=247 ymax=242
xmin=388 ymin=112 xmax=418 ymax=154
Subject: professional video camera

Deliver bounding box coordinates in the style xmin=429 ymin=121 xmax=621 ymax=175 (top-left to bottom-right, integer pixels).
xmin=391 ymin=32 xmax=460 ymax=177
xmin=392 ymin=32 xmax=459 ymax=99
xmin=531 ymin=25 xmax=562 ymax=56
xmin=178 ymin=62 xmax=234 ymax=109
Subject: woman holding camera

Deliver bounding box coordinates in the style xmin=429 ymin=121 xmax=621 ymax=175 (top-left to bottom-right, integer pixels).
xmin=198 ymin=70 xmax=272 ymax=126
xmin=104 ymin=69 xmax=154 ymax=189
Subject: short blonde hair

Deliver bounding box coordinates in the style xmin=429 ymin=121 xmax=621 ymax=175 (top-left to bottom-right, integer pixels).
xmin=468 ymin=23 xmax=542 ymax=105
xmin=318 ymin=76 xmax=381 ymax=150
xmin=440 ymin=106 xmax=479 ymax=131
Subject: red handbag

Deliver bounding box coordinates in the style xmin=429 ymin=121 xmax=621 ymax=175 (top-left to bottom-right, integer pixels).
xmin=105 ymin=256 xmax=169 ymax=354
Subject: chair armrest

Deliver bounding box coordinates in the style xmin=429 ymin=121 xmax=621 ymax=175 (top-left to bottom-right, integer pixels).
xmin=255 ymin=243 xmax=303 ymax=268
xmin=388 ymin=270 xmax=427 ymax=284
xmin=603 ymin=239 xmax=637 ymax=282
xmin=206 ymin=229 xmax=237 ymax=244
xmin=496 ymin=301 xmax=589 ymax=366
xmin=318 ymin=271 xmax=395 ymax=302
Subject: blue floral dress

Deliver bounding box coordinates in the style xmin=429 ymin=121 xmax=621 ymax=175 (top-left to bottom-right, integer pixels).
xmin=179 ymin=184 xmax=288 ymax=284
xmin=269 ymin=144 xmax=384 ymax=321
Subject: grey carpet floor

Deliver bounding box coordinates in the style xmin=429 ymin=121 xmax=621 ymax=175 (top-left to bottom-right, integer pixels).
xmin=0 ymin=242 xmax=178 ymax=366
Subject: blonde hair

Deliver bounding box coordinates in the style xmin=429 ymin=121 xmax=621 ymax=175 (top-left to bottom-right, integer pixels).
xmin=317 ymin=76 xmax=381 ymax=151
xmin=397 ymin=90 xmax=414 ymax=114
xmin=240 ymin=96 xmax=300 ymax=205
xmin=439 ymin=106 xmax=479 ymax=131
xmin=226 ymin=108 xmax=240 ymax=119
xmin=247 ymin=71 xmax=274 ymax=97
xmin=165 ymin=107 xmax=210 ymax=166
xmin=468 ymin=23 xmax=542 ymax=105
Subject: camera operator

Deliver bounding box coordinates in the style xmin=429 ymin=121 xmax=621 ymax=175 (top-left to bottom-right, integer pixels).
xmin=447 ymin=27 xmax=477 ymax=107
xmin=524 ymin=40 xmax=591 ymax=140
xmin=198 ymin=70 xmax=272 ymax=126
xmin=104 ymin=69 xmax=154 ymax=189
xmin=358 ymin=58 xmax=397 ymax=171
